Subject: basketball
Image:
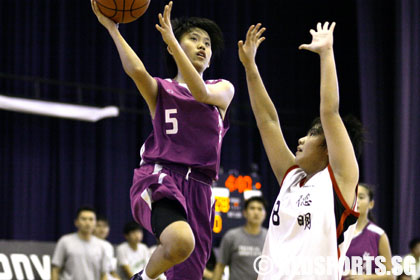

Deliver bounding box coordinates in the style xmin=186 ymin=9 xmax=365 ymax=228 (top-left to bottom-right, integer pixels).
xmin=95 ymin=0 xmax=150 ymax=24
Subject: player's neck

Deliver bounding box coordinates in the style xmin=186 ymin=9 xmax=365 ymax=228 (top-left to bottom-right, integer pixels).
xmin=128 ymin=242 xmax=138 ymax=250
xmin=244 ymin=223 xmax=261 ymax=235
xmin=173 ymin=72 xmax=204 ymax=84
xmin=77 ymin=231 xmax=92 ymax=241
xmin=355 ymin=215 xmax=369 ymax=233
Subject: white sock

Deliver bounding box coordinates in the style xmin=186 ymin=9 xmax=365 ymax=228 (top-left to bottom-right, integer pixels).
xmin=140 ymin=270 xmax=157 ymax=280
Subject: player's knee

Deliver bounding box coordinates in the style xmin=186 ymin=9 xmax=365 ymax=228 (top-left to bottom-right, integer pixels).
xmin=164 ymin=231 xmax=195 ymax=263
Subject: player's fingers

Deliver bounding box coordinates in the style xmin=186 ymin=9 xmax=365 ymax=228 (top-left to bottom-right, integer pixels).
xmin=165 ymin=4 xmax=172 ymax=24
xmin=246 ymin=25 xmax=255 ymax=41
xmin=253 ymin=23 xmax=262 ymax=34
xmin=165 ymin=2 xmax=172 ymax=22
xmin=330 ymin=22 xmax=336 ymax=32
xmin=323 ymin=21 xmax=329 ymax=30
xmin=163 ymin=5 xmax=168 ymax=20
xmin=168 ymin=1 xmax=173 ymax=14
xmin=317 ymin=22 xmax=322 ymax=31
xmin=158 ymin=13 xmax=164 ymax=26
xmin=162 ymin=3 xmax=170 ymax=22
xmin=238 ymin=40 xmax=244 ymax=48
xmin=310 ymin=29 xmax=316 ymax=36
xmin=256 ymin=27 xmax=266 ymax=39
xmin=252 ymin=23 xmax=261 ymax=40
xmin=155 ymin=24 xmax=163 ymax=33
xmin=257 ymin=37 xmax=266 ymax=47
xmin=298 ymin=44 xmax=309 ymax=50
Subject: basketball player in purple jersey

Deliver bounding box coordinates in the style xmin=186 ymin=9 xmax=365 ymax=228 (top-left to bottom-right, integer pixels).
xmin=238 ymin=23 xmax=364 ymax=279
xmin=91 ymin=1 xmax=234 ymax=280
xmin=344 ymin=183 xmax=393 ymax=279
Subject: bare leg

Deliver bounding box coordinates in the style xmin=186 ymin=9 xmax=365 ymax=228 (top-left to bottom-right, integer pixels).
xmin=144 ymin=221 xmax=195 ymax=278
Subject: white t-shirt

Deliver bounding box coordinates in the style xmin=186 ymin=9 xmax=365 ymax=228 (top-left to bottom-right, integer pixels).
xmin=52 ymin=233 xmax=109 ymax=280
xmin=100 ymin=239 xmax=118 ymax=279
xmin=259 ymin=165 xmax=359 ymax=280
xmin=402 ymin=254 xmax=420 ymax=280
xmin=116 ymin=242 xmax=150 ymax=279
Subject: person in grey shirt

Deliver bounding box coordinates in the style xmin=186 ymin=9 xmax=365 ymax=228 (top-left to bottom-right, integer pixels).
xmin=51 ymin=206 xmax=109 ymax=280
xmin=213 ymin=196 xmax=267 ymax=280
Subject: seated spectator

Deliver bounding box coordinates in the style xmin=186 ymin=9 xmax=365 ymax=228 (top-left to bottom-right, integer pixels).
xmin=94 ymin=215 xmax=121 ymax=279
xmin=402 ymin=238 xmax=420 ymax=280
xmin=116 ymin=222 xmax=150 ymax=279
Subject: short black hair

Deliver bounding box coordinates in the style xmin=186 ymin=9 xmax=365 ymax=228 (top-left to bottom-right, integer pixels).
xmin=244 ymin=196 xmax=267 ymax=211
xmin=409 ymin=238 xmax=420 ymax=250
xmin=165 ymin=17 xmax=224 ymax=77
xmin=75 ymin=205 xmax=96 ymax=219
xmin=123 ymin=221 xmax=142 ymax=235
xmin=310 ymin=115 xmax=365 ymax=159
xmin=96 ymin=214 xmax=109 ymax=225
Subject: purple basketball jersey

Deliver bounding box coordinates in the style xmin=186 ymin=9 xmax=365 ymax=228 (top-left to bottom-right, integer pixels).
xmin=140 ymin=77 xmax=230 ymax=180
xmin=346 ymin=222 xmax=384 ymax=273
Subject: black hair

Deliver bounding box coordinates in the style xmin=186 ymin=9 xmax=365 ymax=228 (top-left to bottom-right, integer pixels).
xmin=310 ymin=114 xmax=365 ymax=159
xmin=244 ymin=196 xmax=267 ymax=211
xmin=358 ymin=182 xmax=376 ymax=222
xmin=96 ymin=214 xmax=109 ymax=225
xmin=165 ymin=17 xmax=224 ymax=77
xmin=123 ymin=221 xmax=142 ymax=235
xmin=409 ymin=238 xmax=420 ymax=251
xmin=75 ymin=205 xmax=96 ymax=219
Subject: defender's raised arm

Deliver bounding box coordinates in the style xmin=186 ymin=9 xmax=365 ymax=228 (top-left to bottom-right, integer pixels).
xmin=239 ymin=24 xmax=295 ymax=183
xmin=299 ymin=22 xmax=359 ymax=206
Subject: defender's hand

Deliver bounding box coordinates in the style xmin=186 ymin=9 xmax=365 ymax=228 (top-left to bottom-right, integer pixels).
xmin=238 ymin=23 xmax=266 ymax=68
xmin=299 ymin=22 xmax=335 ymax=55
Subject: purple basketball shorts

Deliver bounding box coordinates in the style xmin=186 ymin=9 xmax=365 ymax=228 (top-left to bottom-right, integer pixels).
xmin=130 ymin=163 xmax=215 ymax=280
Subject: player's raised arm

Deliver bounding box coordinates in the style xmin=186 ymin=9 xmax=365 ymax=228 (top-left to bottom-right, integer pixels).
xmin=155 ymin=2 xmax=234 ymax=113
xmin=238 ymin=24 xmax=295 ymax=184
xmin=91 ymin=0 xmax=158 ymax=116
xmin=299 ymin=22 xmax=359 ymax=205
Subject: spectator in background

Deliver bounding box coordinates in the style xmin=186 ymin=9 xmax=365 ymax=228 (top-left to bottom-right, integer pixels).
xmin=116 ymin=222 xmax=150 ymax=279
xmin=344 ymin=183 xmax=394 ymax=279
xmin=397 ymin=275 xmax=412 ymax=280
xmin=403 ymin=238 xmax=420 ymax=280
xmin=94 ymin=215 xmax=121 ymax=280
xmin=51 ymin=206 xmax=109 ymax=280
xmin=202 ymin=248 xmax=216 ymax=280
xmin=212 ymin=196 xmax=267 ymax=280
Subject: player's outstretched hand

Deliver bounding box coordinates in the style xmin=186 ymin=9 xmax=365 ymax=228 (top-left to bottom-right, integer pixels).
xmin=238 ymin=23 xmax=266 ymax=68
xmin=155 ymin=1 xmax=177 ymax=46
xmin=299 ymin=22 xmax=335 ymax=55
xmin=91 ymin=0 xmax=119 ymax=31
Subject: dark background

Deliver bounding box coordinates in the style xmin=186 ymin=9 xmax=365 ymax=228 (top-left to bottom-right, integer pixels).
xmin=0 ymin=0 xmax=418 ymax=255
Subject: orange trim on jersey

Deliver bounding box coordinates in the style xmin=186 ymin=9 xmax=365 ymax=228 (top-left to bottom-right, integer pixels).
xmin=337 ymin=209 xmax=352 ymax=258
xmin=327 ymin=165 xmax=359 ymax=217
xmin=279 ymin=165 xmax=299 ymax=188
xmin=327 ymin=164 xmax=359 ymax=261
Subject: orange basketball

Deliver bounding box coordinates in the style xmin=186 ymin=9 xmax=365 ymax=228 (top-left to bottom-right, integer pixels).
xmin=95 ymin=0 xmax=150 ymax=24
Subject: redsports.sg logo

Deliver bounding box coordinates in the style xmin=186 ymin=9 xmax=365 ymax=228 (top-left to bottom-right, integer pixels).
xmin=253 ymin=255 xmax=418 ymax=276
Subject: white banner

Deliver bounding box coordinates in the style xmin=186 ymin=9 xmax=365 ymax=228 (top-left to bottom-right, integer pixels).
xmin=0 ymin=95 xmax=119 ymax=122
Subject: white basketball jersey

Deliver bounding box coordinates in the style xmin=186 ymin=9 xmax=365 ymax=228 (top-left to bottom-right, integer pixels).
xmin=258 ymin=165 xmax=359 ymax=280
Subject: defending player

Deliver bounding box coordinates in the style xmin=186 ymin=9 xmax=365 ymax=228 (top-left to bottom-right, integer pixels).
xmin=91 ymin=1 xmax=234 ymax=280
xmin=238 ymin=22 xmax=364 ymax=279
